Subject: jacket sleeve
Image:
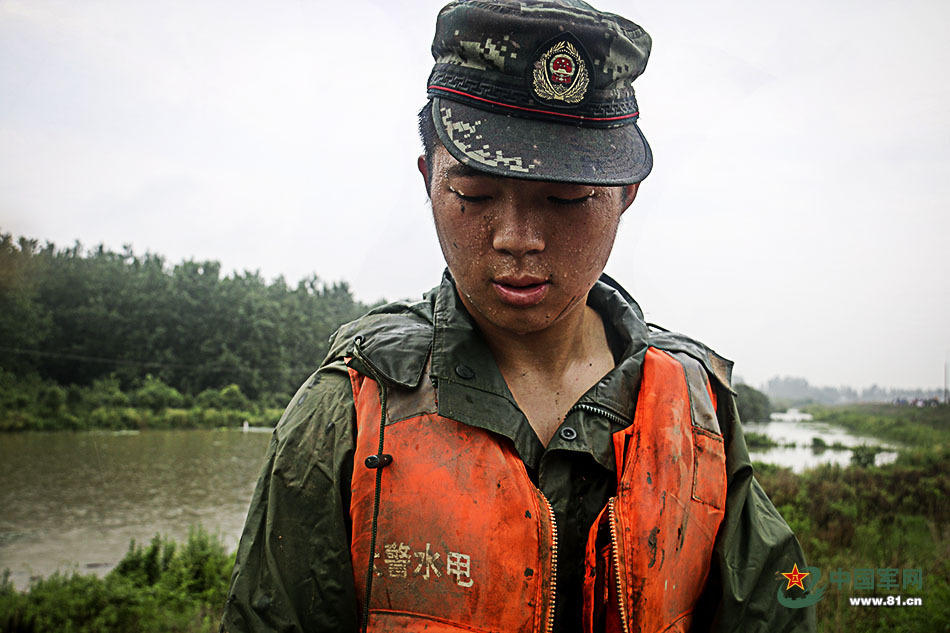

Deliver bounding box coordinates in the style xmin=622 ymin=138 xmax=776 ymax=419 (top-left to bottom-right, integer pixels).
xmin=705 ymin=387 xmax=817 ymax=633
xmin=220 ymin=359 xmax=360 ymax=633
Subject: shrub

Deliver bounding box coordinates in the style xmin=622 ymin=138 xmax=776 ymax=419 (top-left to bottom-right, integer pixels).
xmin=133 ymin=375 xmax=185 ymax=412
xmin=1 ymin=528 xmax=231 ymax=633
xmin=85 ymin=375 xmax=130 ymax=408
xmin=37 ymin=384 xmax=66 ymax=415
xmin=745 ymin=431 xmax=778 ymax=449
xmin=196 ymin=385 xmax=252 ymax=413
xmin=160 ymin=408 xmax=195 ymax=429
xmin=195 ymin=388 xmax=223 ymax=410
xmin=217 ymin=384 xmax=251 ymax=412
xmin=850 ymin=445 xmax=880 ymax=468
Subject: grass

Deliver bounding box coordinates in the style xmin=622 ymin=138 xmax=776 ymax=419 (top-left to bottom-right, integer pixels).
xmin=804 ymin=403 xmax=950 ymax=448
xmin=0 ymin=528 xmax=234 ymax=633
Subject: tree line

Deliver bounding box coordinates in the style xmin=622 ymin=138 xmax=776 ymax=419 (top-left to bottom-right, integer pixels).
xmin=1 ymin=229 xmax=779 ymax=429
xmin=0 ymin=232 xmax=373 ymax=404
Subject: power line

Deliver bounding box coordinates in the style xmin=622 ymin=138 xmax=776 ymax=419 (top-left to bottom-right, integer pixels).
xmin=1 ymin=345 xmax=195 ymax=369
xmin=0 ymin=345 xmax=319 ymax=374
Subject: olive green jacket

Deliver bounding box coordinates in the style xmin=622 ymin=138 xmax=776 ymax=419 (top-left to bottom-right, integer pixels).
xmin=221 ymin=272 xmax=815 ymax=632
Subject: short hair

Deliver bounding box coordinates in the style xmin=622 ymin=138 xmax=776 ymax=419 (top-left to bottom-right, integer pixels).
xmin=418 ymin=102 xmax=437 ymax=193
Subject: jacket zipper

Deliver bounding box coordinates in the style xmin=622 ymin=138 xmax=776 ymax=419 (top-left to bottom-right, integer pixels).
xmin=569 ymin=402 xmax=629 ymax=427
xmin=537 ymin=490 xmax=559 ymax=633
xmin=608 ymin=497 xmax=631 ymax=633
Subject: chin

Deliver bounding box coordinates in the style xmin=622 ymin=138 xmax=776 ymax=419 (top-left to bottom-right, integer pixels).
xmin=480 ymin=304 xmax=568 ymax=336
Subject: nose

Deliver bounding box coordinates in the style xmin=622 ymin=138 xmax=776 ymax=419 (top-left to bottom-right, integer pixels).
xmin=491 ymin=198 xmax=545 ymax=257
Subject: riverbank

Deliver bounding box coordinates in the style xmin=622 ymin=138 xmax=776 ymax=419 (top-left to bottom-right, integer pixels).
xmin=804 ymin=402 xmax=949 ymax=448
xmin=1 ymin=528 xmax=232 ymax=633
xmin=0 ymin=371 xmax=284 ymax=432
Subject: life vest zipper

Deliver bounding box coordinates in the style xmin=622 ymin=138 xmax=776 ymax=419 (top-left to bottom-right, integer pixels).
xmin=537 ymin=489 xmax=559 ymax=633
xmin=568 ymin=402 xmax=629 ymax=427
xmin=608 ymin=497 xmax=631 ymax=633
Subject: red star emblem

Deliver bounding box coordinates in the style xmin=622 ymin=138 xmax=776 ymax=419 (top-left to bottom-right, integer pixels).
xmin=781 ymin=563 xmax=810 ymax=591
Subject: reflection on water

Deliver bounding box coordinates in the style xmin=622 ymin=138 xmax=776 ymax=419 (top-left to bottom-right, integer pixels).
xmin=744 ymin=418 xmax=898 ymax=473
xmin=0 ymin=428 xmax=272 ymax=588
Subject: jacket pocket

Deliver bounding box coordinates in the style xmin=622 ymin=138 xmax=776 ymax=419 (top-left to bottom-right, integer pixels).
xmin=691 ymin=428 xmax=726 ymax=510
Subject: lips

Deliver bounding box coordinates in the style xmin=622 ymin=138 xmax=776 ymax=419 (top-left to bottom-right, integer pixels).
xmin=491 ymin=275 xmax=550 ymax=307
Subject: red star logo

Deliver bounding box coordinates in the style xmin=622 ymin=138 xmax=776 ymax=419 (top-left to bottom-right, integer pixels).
xmin=781 ymin=563 xmax=810 ymax=591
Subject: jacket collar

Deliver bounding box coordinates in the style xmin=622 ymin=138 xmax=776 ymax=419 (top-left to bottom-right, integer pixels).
xmin=428 ymin=270 xmax=650 ymax=473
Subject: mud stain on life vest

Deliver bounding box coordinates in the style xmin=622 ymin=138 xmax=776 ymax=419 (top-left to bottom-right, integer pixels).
xmin=647 ymin=526 xmax=659 ymax=568
xmin=677 ymin=509 xmax=690 ymax=551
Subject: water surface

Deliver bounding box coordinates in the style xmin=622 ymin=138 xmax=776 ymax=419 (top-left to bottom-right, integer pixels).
xmin=744 ymin=418 xmax=898 ymax=472
xmin=0 ymin=428 xmax=272 ymax=588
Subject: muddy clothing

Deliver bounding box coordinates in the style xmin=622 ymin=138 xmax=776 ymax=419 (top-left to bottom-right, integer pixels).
xmin=221 ymin=272 xmax=815 ymax=633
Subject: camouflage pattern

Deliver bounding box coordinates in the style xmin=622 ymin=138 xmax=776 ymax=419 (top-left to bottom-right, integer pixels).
xmin=427 ymin=0 xmax=653 ymax=185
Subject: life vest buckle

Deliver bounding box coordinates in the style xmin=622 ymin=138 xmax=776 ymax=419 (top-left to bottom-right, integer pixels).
xmin=364 ymin=453 xmax=394 ymax=469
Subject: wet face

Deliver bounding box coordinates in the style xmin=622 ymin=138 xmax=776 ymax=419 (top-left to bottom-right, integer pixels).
xmin=420 ymin=144 xmax=638 ymax=336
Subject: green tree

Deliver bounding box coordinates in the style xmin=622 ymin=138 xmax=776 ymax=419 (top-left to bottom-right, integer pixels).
xmin=133 ymin=375 xmax=185 ymax=411
xmin=736 ymin=383 xmax=771 ymax=423
xmin=0 ymin=234 xmax=53 ymax=373
xmin=0 ymin=230 xmax=372 ymax=401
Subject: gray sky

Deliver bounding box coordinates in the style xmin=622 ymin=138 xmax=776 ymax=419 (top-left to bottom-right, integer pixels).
xmin=2 ymin=0 xmax=948 ymax=390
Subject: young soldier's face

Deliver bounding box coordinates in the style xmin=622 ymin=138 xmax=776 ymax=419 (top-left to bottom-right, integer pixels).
xmin=422 ymin=144 xmax=638 ymax=336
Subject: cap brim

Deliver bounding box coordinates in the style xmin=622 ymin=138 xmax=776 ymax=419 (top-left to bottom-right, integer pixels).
xmin=431 ymin=97 xmax=652 ymax=186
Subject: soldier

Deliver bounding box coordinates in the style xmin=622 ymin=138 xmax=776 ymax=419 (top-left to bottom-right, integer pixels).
xmin=221 ymin=1 xmax=815 ymax=632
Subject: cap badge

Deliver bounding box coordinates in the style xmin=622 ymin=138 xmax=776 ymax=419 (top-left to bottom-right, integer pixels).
xmin=532 ymin=39 xmax=589 ymax=105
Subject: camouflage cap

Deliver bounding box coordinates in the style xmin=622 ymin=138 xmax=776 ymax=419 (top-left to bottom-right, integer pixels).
xmin=427 ymin=0 xmax=652 ymax=185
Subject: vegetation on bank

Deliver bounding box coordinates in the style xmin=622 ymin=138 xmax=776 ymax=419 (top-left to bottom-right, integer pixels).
xmin=0 ymin=369 xmax=283 ymax=432
xmin=806 ymin=403 xmax=950 ymax=448
xmin=1 ymin=528 xmax=232 ymax=633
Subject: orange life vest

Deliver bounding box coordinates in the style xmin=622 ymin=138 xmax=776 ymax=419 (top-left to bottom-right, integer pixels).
xmin=348 ymin=347 xmax=726 ymax=633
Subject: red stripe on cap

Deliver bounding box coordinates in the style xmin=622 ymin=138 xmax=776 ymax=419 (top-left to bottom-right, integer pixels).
xmin=428 ymin=85 xmax=639 ymax=122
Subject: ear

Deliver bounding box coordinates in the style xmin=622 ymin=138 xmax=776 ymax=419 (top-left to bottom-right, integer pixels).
xmin=620 ymin=182 xmax=640 ymax=214
xmin=417 ymin=154 xmax=430 ymax=195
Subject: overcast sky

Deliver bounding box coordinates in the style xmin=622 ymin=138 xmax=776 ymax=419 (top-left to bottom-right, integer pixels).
xmin=2 ymin=0 xmax=948 ymax=391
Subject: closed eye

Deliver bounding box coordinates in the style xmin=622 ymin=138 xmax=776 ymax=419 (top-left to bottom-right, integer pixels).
xmin=448 ymin=185 xmax=491 ymax=203
xmin=548 ymin=191 xmax=595 ymax=205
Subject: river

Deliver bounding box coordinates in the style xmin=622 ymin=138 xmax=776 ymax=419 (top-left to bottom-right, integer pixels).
xmin=0 ymin=428 xmax=272 ymax=589
xmin=744 ymin=412 xmax=898 ymax=472
xmin=0 ymin=417 xmax=898 ymax=589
